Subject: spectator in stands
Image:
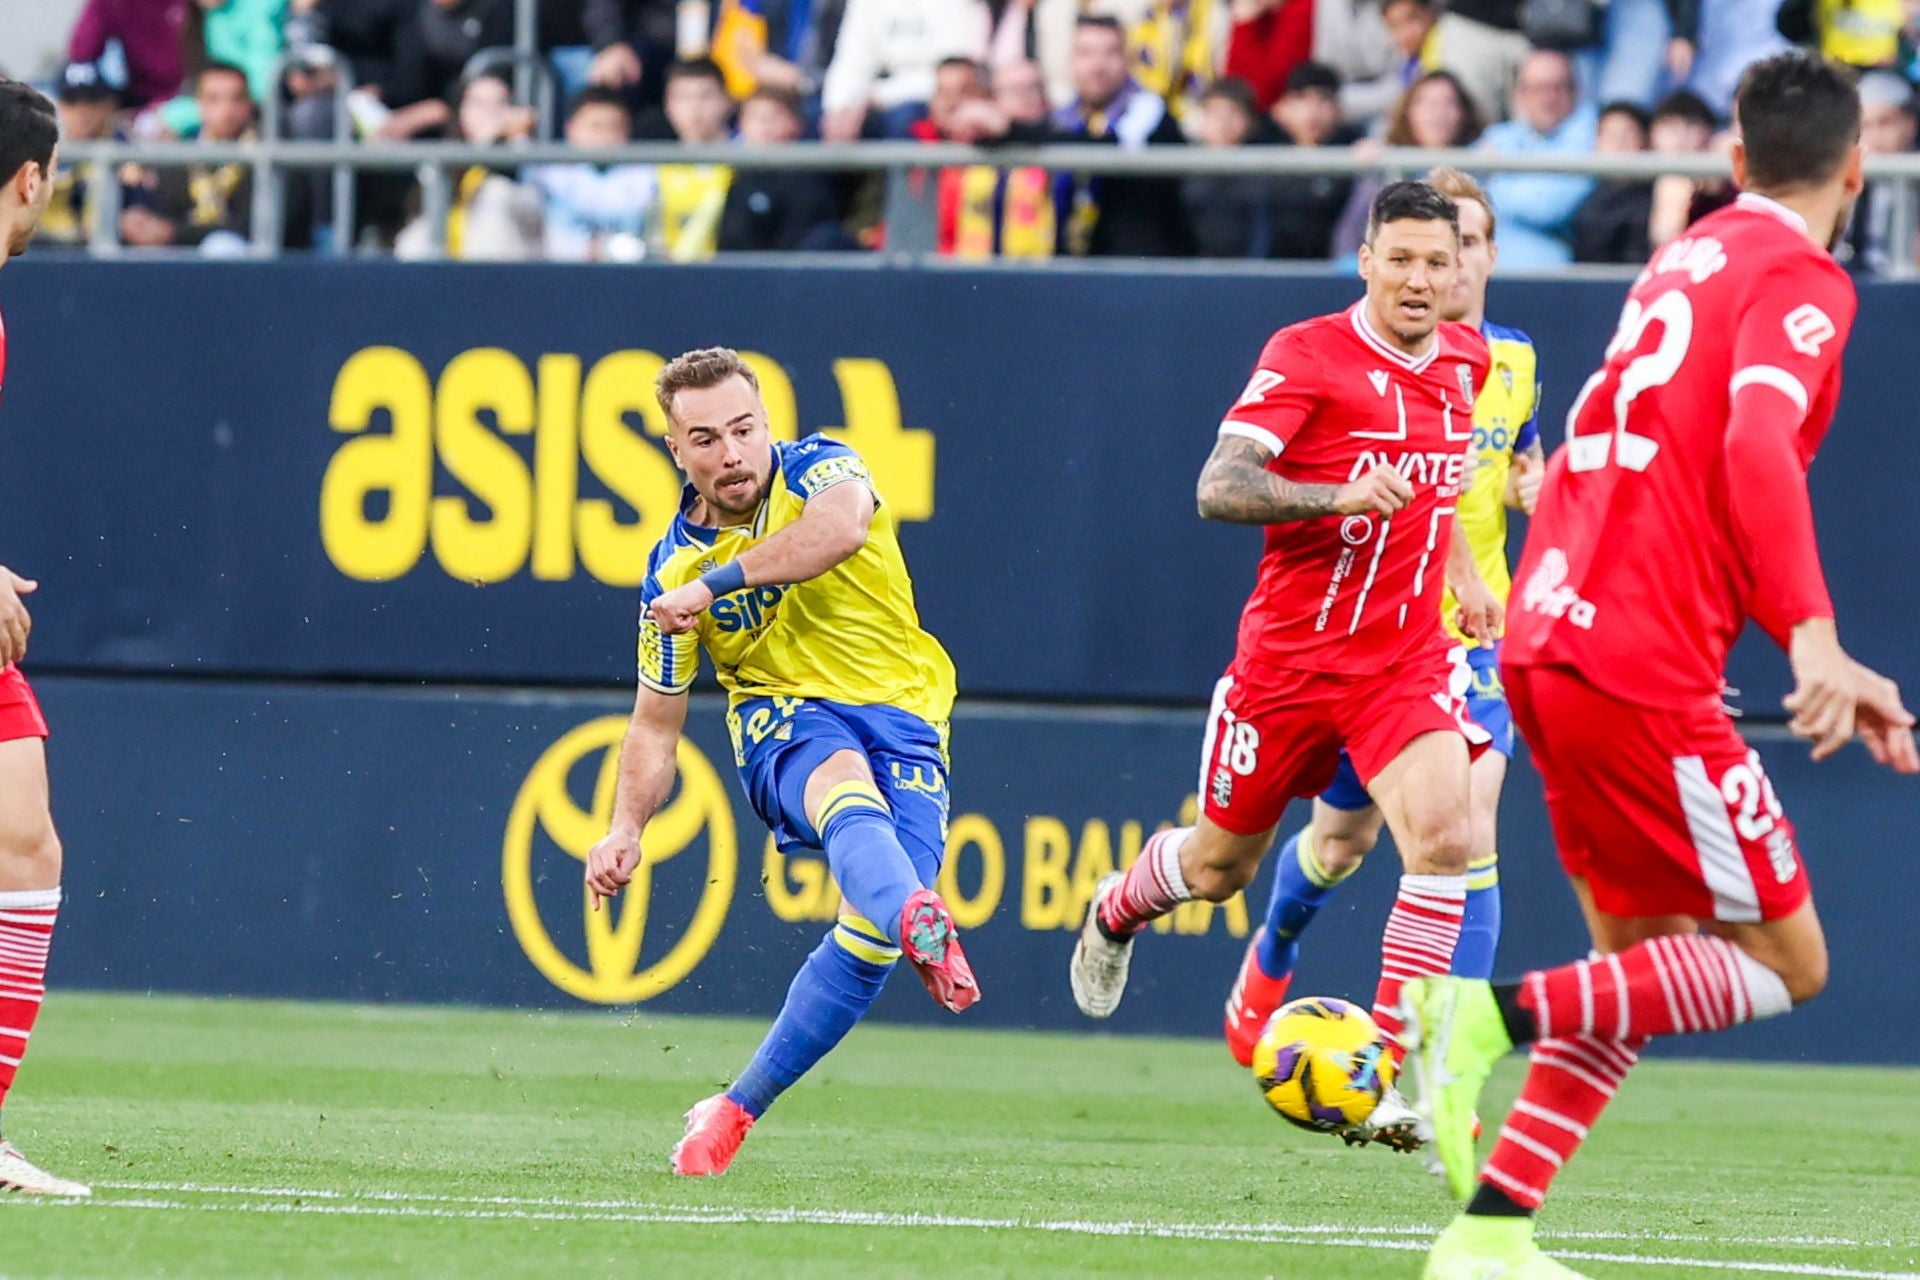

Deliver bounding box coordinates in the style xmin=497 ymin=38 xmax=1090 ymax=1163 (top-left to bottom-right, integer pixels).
xmin=709 ymin=0 xmax=840 ymax=105
xmin=1224 ymin=0 xmax=1314 ymax=112
xmin=395 ymin=69 xmax=542 ymax=259
xmin=36 ymin=64 xmax=124 ymax=250
xmin=1478 ymin=50 xmax=1596 ymax=268
xmin=189 ymin=0 xmax=290 ymax=106
xmin=584 ymin=0 xmax=678 ymax=109
xmin=1183 ymin=77 xmax=1272 ymax=257
xmin=1333 ymin=69 xmax=1483 ymax=255
xmin=1845 ymin=72 xmax=1919 ymax=273
xmin=1572 ymin=99 xmax=1654 ymax=262
xmin=1645 ymin=88 xmax=1730 ymax=247
xmin=526 ymin=86 xmax=656 ymax=262
xmin=985 ymin=0 xmax=1080 ymax=104
xmin=720 ymin=86 xmax=848 ymax=252
xmin=1049 ymin=14 xmax=1192 ymax=256
xmin=656 ymin=58 xmax=737 ymax=260
xmin=821 ymin=0 xmax=993 ymax=140
xmin=120 ymin=63 xmax=257 ymax=252
xmin=372 ymin=0 xmax=517 ymax=141
xmin=1262 ymin=61 xmax=1358 ymax=258
xmin=994 ymin=57 xmax=1052 ymax=123
xmin=68 ymin=0 xmax=189 ymax=112
xmin=1314 ymin=0 xmax=1397 ymax=125
xmin=1430 ymin=0 xmax=1529 ymax=121
xmin=1682 ymin=0 xmax=1789 ymax=117
xmin=1339 ymin=0 xmax=1438 ymax=124
xmin=1777 ymin=0 xmax=1908 ymax=74
xmin=1125 ymin=0 xmax=1233 ymax=125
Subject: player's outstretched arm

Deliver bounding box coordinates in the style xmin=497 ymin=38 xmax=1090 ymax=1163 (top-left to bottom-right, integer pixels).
xmin=1505 ymin=442 xmax=1544 ymax=513
xmin=585 ymin=686 xmax=690 ymax=910
xmin=1848 ymin=658 xmax=1920 ymax=774
xmin=646 ymin=483 xmax=876 ymax=634
xmin=0 ymin=566 xmax=38 ymax=667
xmin=1195 ymin=436 xmax=1411 ymax=526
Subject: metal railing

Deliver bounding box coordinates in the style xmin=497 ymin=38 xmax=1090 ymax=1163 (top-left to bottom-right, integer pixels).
xmin=60 ymin=137 xmax=1920 ymax=274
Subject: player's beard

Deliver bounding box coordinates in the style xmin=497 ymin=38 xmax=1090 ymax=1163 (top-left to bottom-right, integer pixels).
xmin=705 ymin=458 xmax=772 ymax=518
xmin=1826 ymin=192 xmax=1860 ymax=255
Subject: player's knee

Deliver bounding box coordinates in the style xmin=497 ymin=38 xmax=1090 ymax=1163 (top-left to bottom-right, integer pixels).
xmin=1398 ymin=809 xmax=1470 ymax=875
xmin=1315 ymin=830 xmax=1376 ymax=875
xmin=1781 ymin=949 xmax=1828 ymax=1005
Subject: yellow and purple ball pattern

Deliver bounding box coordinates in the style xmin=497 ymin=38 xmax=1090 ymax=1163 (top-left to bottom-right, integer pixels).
xmin=1250 ymin=997 xmax=1395 ymax=1132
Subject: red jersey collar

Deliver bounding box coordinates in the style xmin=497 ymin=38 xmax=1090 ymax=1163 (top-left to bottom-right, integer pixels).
xmin=1349 ymin=302 xmax=1440 ymax=373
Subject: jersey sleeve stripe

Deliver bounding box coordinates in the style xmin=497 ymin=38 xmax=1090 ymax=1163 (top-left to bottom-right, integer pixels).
xmin=636 ymin=670 xmax=691 ymax=696
xmin=1219 ymin=420 xmax=1285 ymax=456
xmin=1729 ymin=365 xmax=1810 ymax=417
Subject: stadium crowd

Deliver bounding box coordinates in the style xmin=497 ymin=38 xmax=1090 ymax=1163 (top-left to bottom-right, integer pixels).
xmin=17 ymin=0 xmax=1920 ymax=266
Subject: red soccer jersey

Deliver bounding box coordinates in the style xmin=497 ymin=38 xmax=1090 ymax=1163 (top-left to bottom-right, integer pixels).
xmin=1218 ymin=303 xmax=1489 ymax=675
xmin=1507 ymin=193 xmax=1857 ymax=711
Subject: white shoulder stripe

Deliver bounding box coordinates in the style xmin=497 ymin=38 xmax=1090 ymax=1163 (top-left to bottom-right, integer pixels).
xmin=1218 ymin=420 xmax=1284 ymax=456
xmin=1729 ymin=365 xmax=1809 ymax=417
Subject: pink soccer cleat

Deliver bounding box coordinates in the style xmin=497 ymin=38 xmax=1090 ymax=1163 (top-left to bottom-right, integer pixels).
xmin=1224 ymin=931 xmax=1294 ymax=1068
xmin=669 ymin=1094 xmax=755 ymax=1176
xmin=899 ymin=889 xmax=980 ymax=1012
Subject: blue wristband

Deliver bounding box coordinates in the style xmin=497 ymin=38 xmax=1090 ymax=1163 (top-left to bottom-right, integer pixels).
xmin=699 ymin=561 xmax=747 ymax=598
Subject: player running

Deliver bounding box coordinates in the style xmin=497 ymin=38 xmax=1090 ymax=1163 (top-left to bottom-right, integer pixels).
xmin=1070 ymin=181 xmax=1500 ymax=1146
xmin=0 ymin=78 xmax=89 ymax=1199
xmin=1403 ymin=53 xmax=1918 ymax=1279
xmin=583 ymin=348 xmax=977 ymax=1177
xmin=1222 ymin=168 xmax=1544 ymax=1068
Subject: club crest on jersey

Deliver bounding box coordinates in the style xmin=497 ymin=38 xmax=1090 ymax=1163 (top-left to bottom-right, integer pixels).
xmin=1500 ymin=367 xmax=1514 ymax=393
xmin=1457 ymin=364 xmax=1475 ymax=403
xmin=1367 ymin=370 xmax=1389 ymax=397
xmin=1211 ymin=766 xmax=1234 ymax=809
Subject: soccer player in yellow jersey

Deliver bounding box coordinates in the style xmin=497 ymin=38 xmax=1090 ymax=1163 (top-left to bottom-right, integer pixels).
xmin=1222 ymin=169 xmax=1545 ymax=1067
xmin=582 ymin=348 xmax=977 ymax=1177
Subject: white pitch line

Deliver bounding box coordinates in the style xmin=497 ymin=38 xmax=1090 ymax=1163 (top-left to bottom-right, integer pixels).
xmin=88 ymin=1181 xmax=1900 ymax=1252
xmin=11 ymin=1184 xmax=1913 ymax=1279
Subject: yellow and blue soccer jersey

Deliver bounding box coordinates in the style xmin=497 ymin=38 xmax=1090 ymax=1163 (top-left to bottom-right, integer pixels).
xmin=1442 ymin=320 xmax=1540 ymax=645
xmin=636 ymin=435 xmax=958 ymax=729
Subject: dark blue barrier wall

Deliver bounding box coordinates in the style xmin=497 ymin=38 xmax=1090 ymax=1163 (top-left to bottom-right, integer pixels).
xmin=5 ymin=262 xmax=1918 ymax=707
xmin=34 ymin=675 xmax=1920 ymax=1063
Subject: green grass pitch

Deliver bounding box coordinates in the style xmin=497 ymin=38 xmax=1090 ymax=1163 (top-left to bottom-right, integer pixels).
xmin=2 ymin=993 xmax=1917 ymax=1278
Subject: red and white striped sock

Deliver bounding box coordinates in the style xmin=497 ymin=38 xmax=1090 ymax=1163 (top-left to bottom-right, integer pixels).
xmin=0 ymin=887 xmax=59 ymax=1113
xmin=1373 ymin=873 xmax=1467 ymax=1064
xmin=1478 ymin=1033 xmax=1646 ymax=1209
xmin=1520 ymin=932 xmax=1793 ymax=1041
xmin=1097 ymin=828 xmax=1194 ymax=935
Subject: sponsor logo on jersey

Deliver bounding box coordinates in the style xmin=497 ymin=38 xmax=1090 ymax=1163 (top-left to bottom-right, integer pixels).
xmin=1519 ymin=548 xmax=1598 ymax=630
xmin=502 ymin=718 xmax=738 ymax=1003
xmin=1351 ymin=448 xmax=1469 ymax=492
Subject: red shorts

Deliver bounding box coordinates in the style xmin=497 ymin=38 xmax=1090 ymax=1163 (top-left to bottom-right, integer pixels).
xmin=0 ymin=664 xmax=49 ymax=742
xmin=1199 ymin=648 xmax=1487 ymax=836
xmin=1508 ymin=664 xmax=1811 ymax=924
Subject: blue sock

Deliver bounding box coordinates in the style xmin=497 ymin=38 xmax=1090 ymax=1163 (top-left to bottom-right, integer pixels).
xmin=1451 ymin=853 xmax=1502 ymax=979
xmin=817 ymin=781 xmax=920 ymax=946
xmin=726 ymin=928 xmax=894 ymax=1119
xmin=1253 ymin=828 xmax=1355 ymax=979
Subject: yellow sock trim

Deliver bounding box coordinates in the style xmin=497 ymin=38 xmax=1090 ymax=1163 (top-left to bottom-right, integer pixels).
xmin=837 ymin=911 xmax=890 ymax=943
xmin=1467 ymin=852 xmax=1500 ymax=891
xmin=1299 ymin=828 xmax=1362 ymax=888
xmin=816 ymin=780 xmax=890 ymax=830
xmin=833 ymin=917 xmax=901 ymax=964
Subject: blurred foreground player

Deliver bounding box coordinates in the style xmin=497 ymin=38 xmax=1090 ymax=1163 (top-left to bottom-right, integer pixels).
xmin=1070 ymin=182 xmax=1501 ymax=1149
xmin=1223 ymin=168 xmax=1545 ymax=1066
xmin=583 ymin=348 xmax=976 ymax=1177
xmin=1404 ymin=53 xmax=1919 ymax=1279
xmin=0 ymin=78 xmax=90 ymax=1197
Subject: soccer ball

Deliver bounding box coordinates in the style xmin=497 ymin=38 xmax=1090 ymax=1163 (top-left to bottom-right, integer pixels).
xmin=1251 ymin=997 xmax=1395 ymax=1133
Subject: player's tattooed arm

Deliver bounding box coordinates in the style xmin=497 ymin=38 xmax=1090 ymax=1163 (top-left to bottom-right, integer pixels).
xmin=1196 ymin=435 xmax=1413 ymax=525
xmin=1196 ymin=435 xmax=1341 ymax=525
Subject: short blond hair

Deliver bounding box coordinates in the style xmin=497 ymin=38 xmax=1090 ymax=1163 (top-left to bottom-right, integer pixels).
xmin=1425 ymin=166 xmax=1497 ymax=243
xmin=656 ymin=347 xmax=761 ymax=424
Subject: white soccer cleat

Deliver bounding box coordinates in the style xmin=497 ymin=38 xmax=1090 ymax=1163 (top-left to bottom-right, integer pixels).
xmin=1069 ymin=872 xmax=1133 ymax=1019
xmin=0 ymin=1140 xmax=91 ymax=1196
xmin=1338 ymin=1085 xmax=1429 ymax=1154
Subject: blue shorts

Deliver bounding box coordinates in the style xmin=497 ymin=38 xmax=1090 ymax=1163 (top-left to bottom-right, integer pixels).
xmin=729 ymin=696 xmax=950 ymax=885
xmin=1318 ymin=644 xmax=1515 ymax=812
